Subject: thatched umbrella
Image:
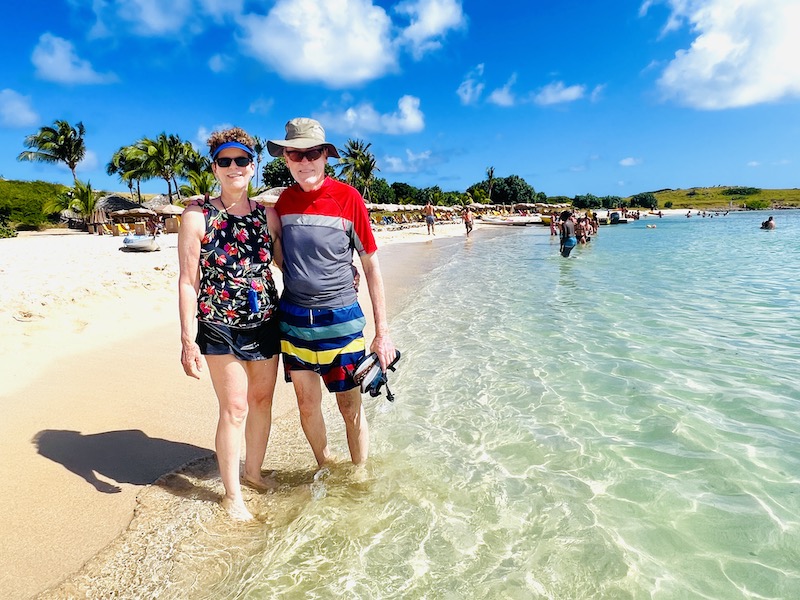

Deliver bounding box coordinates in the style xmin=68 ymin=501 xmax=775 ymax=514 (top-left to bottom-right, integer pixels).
xmin=156 ymin=204 xmax=184 ymax=215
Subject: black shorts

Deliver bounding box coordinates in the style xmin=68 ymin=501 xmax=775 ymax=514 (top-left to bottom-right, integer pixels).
xmin=196 ymin=319 xmax=280 ymax=361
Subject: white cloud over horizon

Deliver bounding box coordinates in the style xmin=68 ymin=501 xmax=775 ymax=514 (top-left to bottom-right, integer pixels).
xmin=457 ymin=64 xmax=485 ymax=105
xmin=32 ymin=34 xmax=116 ymax=84
xmin=620 ymin=157 xmax=642 ymax=167
xmin=650 ymin=0 xmax=800 ymax=109
xmin=533 ymin=81 xmax=585 ymax=105
xmin=0 ymin=89 xmax=39 ymax=128
xmin=487 ymin=74 xmax=517 ymax=107
xmin=316 ymin=95 xmax=425 ymax=135
xmin=382 ymin=148 xmax=432 ymax=174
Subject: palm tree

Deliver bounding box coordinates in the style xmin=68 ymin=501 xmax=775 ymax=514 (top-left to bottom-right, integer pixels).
xmin=43 ymin=179 xmax=98 ymax=228
xmin=17 ymin=120 xmax=86 ymax=182
xmin=127 ymin=133 xmax=187 ymax=203
xmin=486 ymin=166 xmax=495 ymax=204
xmin=252 ymin=136 xmax=266 ymax=188
xmin=180 ymin=171 xmax=218 ymax=197
xmin=107 ymin=148 xmax=142 ymax=202
xmin=338 ymin=139 xmax=379 ymax=202
xmin=70 ymin=179 xmax=98 ymax=219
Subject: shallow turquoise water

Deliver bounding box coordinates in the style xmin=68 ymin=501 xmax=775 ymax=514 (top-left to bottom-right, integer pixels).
xmin=179 ymin=211 xmax=800 ymax=599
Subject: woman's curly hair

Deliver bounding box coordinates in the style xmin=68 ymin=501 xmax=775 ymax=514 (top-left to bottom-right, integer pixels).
xmin=207 ymin=127 xmax=254 ymax=156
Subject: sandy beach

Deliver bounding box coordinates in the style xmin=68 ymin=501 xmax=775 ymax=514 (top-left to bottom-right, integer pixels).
xmin=0 ymin=218 xmax=478 ymax=599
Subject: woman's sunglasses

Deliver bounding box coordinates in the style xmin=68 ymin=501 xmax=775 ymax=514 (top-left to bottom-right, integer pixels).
xmin=284 ymin=147 xmax=325 ymax=162
xmin=214 ymin=156 xmax=252 ymax=167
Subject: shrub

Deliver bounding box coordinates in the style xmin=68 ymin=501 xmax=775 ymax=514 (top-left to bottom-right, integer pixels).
xmin=744 ymin=199 xmax=769 ymax=210
xmin=0 ymin=179 xmax=70 ymax=229
xmin=722 ymin=187 xmax=760 ymax=196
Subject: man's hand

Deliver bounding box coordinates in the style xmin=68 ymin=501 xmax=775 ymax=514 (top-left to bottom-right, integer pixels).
xmin=370 ymin=333 xmax=396 ymax=372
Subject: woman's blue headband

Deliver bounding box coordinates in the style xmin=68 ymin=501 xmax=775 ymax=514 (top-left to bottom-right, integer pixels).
xmin=211 ymin=141 xmax=255 ymax=159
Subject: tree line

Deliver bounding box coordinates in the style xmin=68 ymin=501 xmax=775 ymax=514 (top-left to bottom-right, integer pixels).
xmin=12 ymin=119 xmax=659 ymax=230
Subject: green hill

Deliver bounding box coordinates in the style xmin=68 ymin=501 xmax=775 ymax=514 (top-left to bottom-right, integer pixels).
xmin=637 ymin=186 xmax=800 ymax=210
xmin=0 ymin=179 xmax=70 ymax=232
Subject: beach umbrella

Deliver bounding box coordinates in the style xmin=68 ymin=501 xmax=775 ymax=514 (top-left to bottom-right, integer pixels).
xmin=156 ymin=204 xmax=184 ymax=215
xmin=127 ymin=207 xmax=157 ymax=216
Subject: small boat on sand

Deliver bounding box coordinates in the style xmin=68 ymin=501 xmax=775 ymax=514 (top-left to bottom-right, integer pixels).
xmin=122 ymin=235 xmax=160 ymax=252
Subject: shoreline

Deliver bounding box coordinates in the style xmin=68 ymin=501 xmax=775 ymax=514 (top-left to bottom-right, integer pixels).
xmin=0 ymin=220 xmax=482 ymax=599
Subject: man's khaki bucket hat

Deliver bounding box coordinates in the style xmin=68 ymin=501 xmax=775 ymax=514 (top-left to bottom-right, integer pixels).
xmin=267 ymin=117 xmax=340 ymax=158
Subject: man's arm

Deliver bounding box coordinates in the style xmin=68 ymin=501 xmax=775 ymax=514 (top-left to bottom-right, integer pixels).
xmin=359 ymin=251 xmax=396 ymax=371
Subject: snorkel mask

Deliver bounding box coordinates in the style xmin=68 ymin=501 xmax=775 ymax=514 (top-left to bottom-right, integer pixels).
xmin=352 ymin=351 xmax=401 ymax=402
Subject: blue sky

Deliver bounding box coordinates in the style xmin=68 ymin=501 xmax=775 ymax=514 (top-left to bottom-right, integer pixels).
xmin=2 ymin=0 xmax=799 ymax=198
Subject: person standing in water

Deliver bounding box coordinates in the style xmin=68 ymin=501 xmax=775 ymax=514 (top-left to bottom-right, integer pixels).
xmin=178 ymin=127 xmax=282 ymax=521
xmin=559 ymin=210 xmax=578 ymax=258
xmin=267 ymin=117 xmax=396 ymax=468
xmin=463 ymin=206 xmax=474 ymax=236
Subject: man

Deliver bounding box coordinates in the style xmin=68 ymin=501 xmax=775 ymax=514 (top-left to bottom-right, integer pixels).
xmin=463 ymin=206 xmax=474 ymax=236
xmin=267 ymin=118 xmax=396 ymax=467
xmin=423 ymin=200 xmax=436 ymax=235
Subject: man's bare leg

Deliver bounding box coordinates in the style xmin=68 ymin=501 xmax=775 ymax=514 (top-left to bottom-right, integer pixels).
xmin=291 ymin=370 xmax=331 ymax=466
xmin=336 ymin=388 xmax=369 ymax=465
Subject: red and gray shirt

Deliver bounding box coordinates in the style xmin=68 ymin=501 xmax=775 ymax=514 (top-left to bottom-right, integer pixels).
xmin=275 ymin=177 xmax=377 ymax=309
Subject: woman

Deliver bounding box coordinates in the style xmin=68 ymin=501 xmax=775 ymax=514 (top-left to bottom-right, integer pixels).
xmin=178 ymin=127 xmax=282 ymax=520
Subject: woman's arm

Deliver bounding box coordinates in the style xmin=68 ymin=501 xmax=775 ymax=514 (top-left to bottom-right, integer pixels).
xmin=177 ymin=207 xmax=205 ymax=378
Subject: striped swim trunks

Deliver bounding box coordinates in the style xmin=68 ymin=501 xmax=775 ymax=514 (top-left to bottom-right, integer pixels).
xmin=278 ymin=299 xmax=367 ymax=392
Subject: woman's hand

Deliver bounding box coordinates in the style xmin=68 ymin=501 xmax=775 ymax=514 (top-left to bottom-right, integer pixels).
xmin=181 ymin=341 xmax=203 ymax=379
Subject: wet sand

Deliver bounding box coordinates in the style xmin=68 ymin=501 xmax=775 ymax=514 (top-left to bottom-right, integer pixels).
xmin=0 ymin=220 xmax=482 ymax=599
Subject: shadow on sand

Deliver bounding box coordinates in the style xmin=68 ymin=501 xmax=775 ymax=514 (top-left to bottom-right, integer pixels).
xmin=32 ymin=429 xmax=211 ymax=493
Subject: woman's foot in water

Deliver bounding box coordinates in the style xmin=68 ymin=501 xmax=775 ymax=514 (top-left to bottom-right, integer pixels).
xmin=222 ymin=496 xmax=253 ymax=521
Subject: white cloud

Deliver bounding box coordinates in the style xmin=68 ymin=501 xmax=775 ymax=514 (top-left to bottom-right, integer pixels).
xmin=620 ymin=157 xmax=643 ymax=167
xmin=317 ymin=95 xmax=424 ymax=135
xmin=116 ymin=0 xmax=194 ymax=35
xmin=590 ymin=84 xmax=606 ymax=102
xmin=248 ymin=98 xmax=274 ymax=115
xmin=395 ymin=0 xmax=466 ymax=60
xmin=199 ymin=0 xmax=245 ymax=21
xmin=196 ymin=124 xmax=234 ymax=149
xmin=0 ymin=89 xmax=39 ymax=127
xmin=488 ymin=74 xmax=517 ymax=107
xmin=456 ymin=64 xmax=484 ymax=105
xmin=533 ymin=81 xmax=585 ymax=105
xmin=653 ymin=0 xmax=800 ymax=109
xmin=747 ymin=160 xmax=760 ymax=167
xmin=32 ymin=34 xmax=116 ymax=84
xmin=383 ymin=149 xmax=432 ymax=174
xmin=208 ymin=54 xmax=227 ymax=73
xmin=79 ymin=150 xmax=99 ymax=172
xmin=237 ymin=0 xmax=396 ymax=88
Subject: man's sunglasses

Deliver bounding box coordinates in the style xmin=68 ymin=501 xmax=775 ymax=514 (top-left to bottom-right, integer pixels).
xmin=284 ymin=147 xmax=325 ymax=162
xmin=215 ymin=156 xmax=252 ymax=167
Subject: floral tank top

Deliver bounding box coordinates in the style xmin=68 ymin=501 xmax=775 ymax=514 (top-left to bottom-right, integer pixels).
xmin=196 ymin=197 xmax=278 ymax=327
